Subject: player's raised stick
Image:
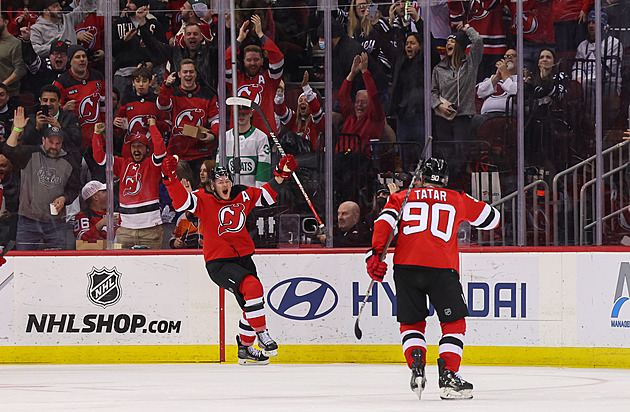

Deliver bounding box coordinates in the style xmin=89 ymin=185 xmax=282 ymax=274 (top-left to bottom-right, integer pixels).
xmin=354 ymin=136 xmax=433 ymax=340
xmin=226 ymin=96 xmax=327 ymax=234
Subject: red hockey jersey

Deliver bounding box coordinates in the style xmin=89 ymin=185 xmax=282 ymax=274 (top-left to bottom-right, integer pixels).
xmin=76 ymin=13 xmax=104 ymax=56
xmin=157 ymin=82 xmax=219 ymax=160
xmin=54 ymin=69 xmax=105 ymax=151
xmin=225 ymin=36 xmax=284 ymax=135
xmin=73 ymin=207 xmax=109 ymax=242
xmin=168 ymin=182 xmax=279 ymax=262
xmin=274 ymin=90 xmax=324 ymax=150
xmin=92 ymin=124 xmax=166 ymax=229
xmin=508 ymin=0 xmax=555 ymax=44
xmin=448 ymin=0 xmax=507 ymax=55
xmin=117 ymin=92 xmax=170 ymax=158
xmin=372 ymin=187 xmax=500 ymax=271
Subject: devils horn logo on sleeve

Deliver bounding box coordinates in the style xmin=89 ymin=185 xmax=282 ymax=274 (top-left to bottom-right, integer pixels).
xmin=87 ymin=266 xmax=122 ymax=308
xmin=218 ymin=203 xmax=246 ymax=235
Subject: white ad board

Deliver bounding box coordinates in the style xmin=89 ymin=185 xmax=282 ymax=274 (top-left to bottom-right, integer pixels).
xmin=7 ymin=255 xmax=219 ymax=346
xmin=576 ymin=253 xmax=630 ymax=347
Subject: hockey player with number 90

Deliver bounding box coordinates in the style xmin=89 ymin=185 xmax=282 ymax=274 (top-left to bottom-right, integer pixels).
xmin=366 ymin=157 xmax=500 ymax=400
xmin=162 ymin=152 xmax=297 ymax=365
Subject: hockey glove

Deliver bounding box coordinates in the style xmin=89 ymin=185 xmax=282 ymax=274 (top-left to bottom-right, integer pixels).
xmin=365 ymin=248 xmax=387 ymax=282
xmin=0 ymin=256 xmax=5 ymax=267
xmin=274 ymin=154 xmax=298 ymax=180
xmin=161 ymin=155 xmax=179 ymax=185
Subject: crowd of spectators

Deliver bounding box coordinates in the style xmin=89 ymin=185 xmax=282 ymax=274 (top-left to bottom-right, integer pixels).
xmin=0 ymin=0 xmax=628 ymax=250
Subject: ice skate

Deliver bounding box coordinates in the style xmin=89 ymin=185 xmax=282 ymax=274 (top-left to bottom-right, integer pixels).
xmin=237 ymin=336 xmax=269 ymax=366
xmin=437 ymin=358 xmax=473 ymax=399
xmin=256 ymin=329 xmax=278 ymax=357
xmin=409 ymin=349 xmax=426 ymax=400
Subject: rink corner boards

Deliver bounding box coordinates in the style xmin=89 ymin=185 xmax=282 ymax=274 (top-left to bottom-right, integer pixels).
xmin=2 ymin=345 xmax=630 ymax=369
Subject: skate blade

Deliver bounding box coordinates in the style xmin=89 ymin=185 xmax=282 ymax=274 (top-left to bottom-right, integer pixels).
xmin=261 ymin=349 xmax=278 ymax=357
xmin=238 ymin=358 xmax=270 ymax=366
xmin=411 ymin=378 xmax=425 ymax=400
xmin=439 ymin=387 xmax=473 ymax=400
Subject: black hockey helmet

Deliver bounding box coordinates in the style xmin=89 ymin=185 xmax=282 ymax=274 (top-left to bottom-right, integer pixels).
xmin=210 ymin=166 xmax=232 ymax=182
xmin=421 ymin=157 xmax=449 ymax=186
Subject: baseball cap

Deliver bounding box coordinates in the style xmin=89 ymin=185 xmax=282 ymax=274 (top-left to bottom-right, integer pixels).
xmin=188 ymin=0 xmax=208 ymax=18
xmin=42 ymin=0 xmax=60 ymax=9
xmin=587 ymin=10 xmax=608 ymax=27
xmin=81 ymin=180 xmax=106 ymax=201
xmin=50 ymin=41 xmax=69 ymax=55
xmin=129 ymin=132 xmax=152 ymax=148
xmin=43 ymin=126 xmax=65 ymax=140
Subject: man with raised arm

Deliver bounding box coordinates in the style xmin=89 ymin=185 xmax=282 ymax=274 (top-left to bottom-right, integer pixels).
xmin=161 ymin=152 xmax=297 ymax=365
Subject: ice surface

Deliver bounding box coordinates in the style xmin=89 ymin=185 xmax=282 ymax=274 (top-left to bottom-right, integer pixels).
xmin=1 ymin=363 xmax=629 ymax=411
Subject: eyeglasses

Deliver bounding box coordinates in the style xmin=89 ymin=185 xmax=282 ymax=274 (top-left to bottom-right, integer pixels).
xmin=356 ymin=2 xmax=369 ymax=9
xmin=504 ymin=53 xmax=517 ymax=59
xmin=51 ymin=51 xmax=67 ymax=57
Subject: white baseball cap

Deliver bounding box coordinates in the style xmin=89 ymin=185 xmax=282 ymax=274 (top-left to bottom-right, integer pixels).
xmin=81 ymin=180 xmax=106 ymax=201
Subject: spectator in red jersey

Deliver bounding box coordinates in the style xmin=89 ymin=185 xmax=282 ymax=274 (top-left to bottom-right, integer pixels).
xmin=157 ymin=58 xmax=219 ymax=175
xmin=53 ymin=45 xmax=105 ymax=150
xmin=225 ymin=13 xmax=284 ymax=136
xmin=92 ymin=117 xmax=166 ymax=249
xmin=74 ymin=2 xmax=105 ymax=67
xmin=339 ymin=52 xmax=385 ymax=148
xmin=5 ymin=0 xmax=40 ymax=38
xmin=274 ymin=71 xmax=325 ymax=151
xmin=53 ymin=44 xmax=105 ymax=180
xmin=552 ymin=0 xmax=592 ymax=53
xmin=114 ymin=66 xmax=169 ymax=158
xmin=73 ymin=180 xmax=119 ymax=243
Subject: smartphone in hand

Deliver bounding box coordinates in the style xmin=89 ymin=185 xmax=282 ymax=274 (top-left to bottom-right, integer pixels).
xmin=368 ymin=3 xmax=378 ymax=20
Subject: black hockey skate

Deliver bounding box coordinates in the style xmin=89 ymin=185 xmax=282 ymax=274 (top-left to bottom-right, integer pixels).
xmin=437 ymin=358 xmax=473 ymax=400
xmin=237 ymin=336 xmax=269 ymax=366
xmin=256 ymin=329 xmax=278 ymax=357
xmin=409 ymin=349 xmax=426 ymax=400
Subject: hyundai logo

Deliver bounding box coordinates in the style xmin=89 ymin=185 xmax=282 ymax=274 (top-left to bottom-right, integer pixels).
xmin=267 ymin=277 xmax=338 ymax=321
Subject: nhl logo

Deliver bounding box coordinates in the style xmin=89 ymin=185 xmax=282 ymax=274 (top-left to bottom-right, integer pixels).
xmin=87 ymin=267 xmax=122 ymax=308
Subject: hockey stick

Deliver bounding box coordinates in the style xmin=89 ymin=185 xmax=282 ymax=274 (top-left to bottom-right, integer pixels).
xmin=354 ymin=136 xmax=433 ymax=340
xmin=226 ymin=96 xmax=327 ymax=234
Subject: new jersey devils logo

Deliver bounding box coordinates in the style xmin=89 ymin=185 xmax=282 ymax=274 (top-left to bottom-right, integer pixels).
xmin=122 ymin=163 xmax=142 ymax=196
xmin=173 ymin=108 xmax=205 ymax=136
xmin=79 ymin=93 xmax=102 ymax=124
xmin=218 ymin=203 xmax=246 ymax=235
xmin=127 ymin=115 xmax=152 ymax=137
xmin=76 ymin=26 xmax=97 ymax=49
xmin=237 ymin=84 xmax=263 ymax=106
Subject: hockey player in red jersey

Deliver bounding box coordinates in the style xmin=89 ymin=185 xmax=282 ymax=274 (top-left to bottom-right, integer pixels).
xmin=366 ymin=157 xmax=500 ymax=400
xmin=225 ymin=13 xmax=284 ymax=136
xmin=162 ymin=154 xmax=298 ymax=365
xmin=92 ymin=118 xmax=166 ymax=249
